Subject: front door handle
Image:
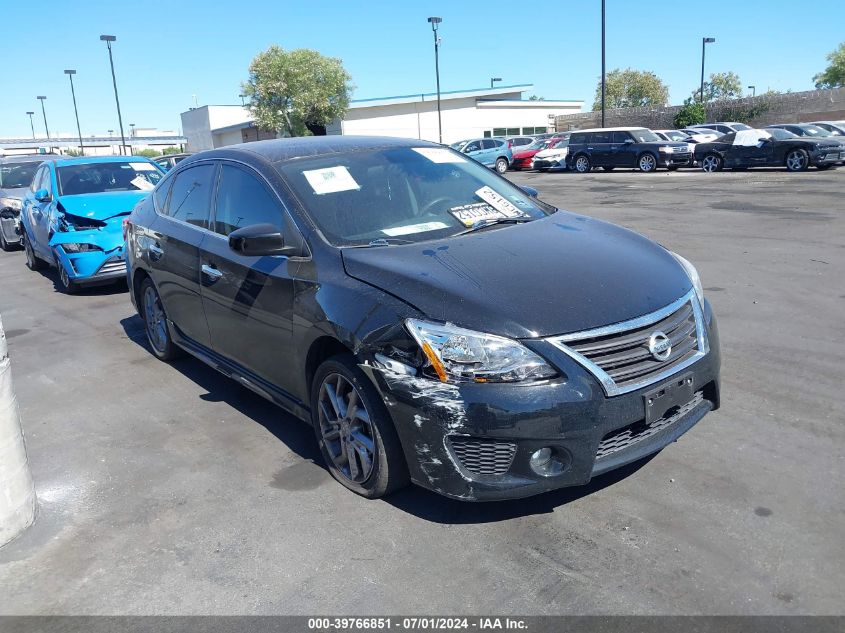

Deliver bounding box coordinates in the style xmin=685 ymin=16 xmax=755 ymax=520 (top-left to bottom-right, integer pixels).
xmin=202 ymin=264 xmax=223 ymax=280
xmin=148 ymin=243 xmax=164 ymax=256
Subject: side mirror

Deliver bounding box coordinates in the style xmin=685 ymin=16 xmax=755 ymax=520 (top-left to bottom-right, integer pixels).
xmin=228 ymin=223 xmax=297 ymax=257
xmin=35 ymin=188 xmax=51 ymax=203
xmin=521 ymin=186 xmax=539 ymax=198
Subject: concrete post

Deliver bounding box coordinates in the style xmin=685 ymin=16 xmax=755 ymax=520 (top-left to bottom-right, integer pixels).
xmin=0 ymin=315 xmax=36 ymax=547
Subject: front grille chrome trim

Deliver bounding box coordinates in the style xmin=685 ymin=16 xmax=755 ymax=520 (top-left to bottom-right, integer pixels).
xmin=546 ymin=290 xmax=708 ymax=397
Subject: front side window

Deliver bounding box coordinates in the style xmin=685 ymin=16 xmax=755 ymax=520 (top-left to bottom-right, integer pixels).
xmin=463 ymin=141 xmax=482 ymax=153
xmin=278 ymin=146 xmax=553 ymax=247
xmin=213 ymin=165 xmax=283 ymax=236
xmin=30 ymin=166 xmax=47 ymax=192
xmin=165 ymin=163 xmax=215 ymax=228
xmin=611 ymin=131 xmax=631 ymax=143
xmin=0 ymin=162 xmax=41 ymax=189
xmin=57 ymin=161 xmax=164 ymax=196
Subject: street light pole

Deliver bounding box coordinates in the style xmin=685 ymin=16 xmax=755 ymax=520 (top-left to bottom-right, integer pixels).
xmin=601 ymin=0 xmax=606 ymax=128
xmin=36 ymin=97 xmax=49 ymax=140
xmin=490 ymin=77 xmax=502 ymax=89
xmin=748 ymin=85 xmax=756 ymax=97
xmin=25 ymin=112 xmax=35 ymax=139
xmin=100 ymin=35 xmax=127 ymax=155
xmin=427 ymin=17 xmax=443 ymax=144
xmin=64 ymin=70 xmax=84 ymax=155
xmin=700 ymin=37 xmax=716 ymax=103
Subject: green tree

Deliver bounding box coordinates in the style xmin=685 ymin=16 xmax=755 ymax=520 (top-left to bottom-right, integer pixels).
xmin=592 ymin=68 xmax=669 ymax=110
xmin=135 ymin=149 xmax=161 ymax=158
xmin=813 ymin=42 xmax=845 ymax=88
xmin=673 ymin=98 xmax=706 ymax=128
xmin=693 ymin=72 xmax=743 ymax=101
xmin=161 ymin=146 xmax=181 ymax=155
xmin=242 ymin=46 xmax=353 ymax=137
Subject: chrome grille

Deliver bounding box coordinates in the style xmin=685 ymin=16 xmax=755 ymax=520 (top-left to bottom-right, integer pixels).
xmin=96 ymin=257 xmax=126 ymax=277
xmin=447 ymin=436 xmax=516 ymax=476
xmin=547 ymin=291 xmax=708 ymax=396
xmin=596 ymin=391 xmax=705 ymax=459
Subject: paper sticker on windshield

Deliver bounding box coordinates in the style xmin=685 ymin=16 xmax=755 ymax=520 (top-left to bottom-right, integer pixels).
xmin=303 ymin=166 xmax=360 ymax=195
xmin=411 ymin=147 xmax=467 ymax=163
xmin=130 ymin=176 xmax=155 ymax=191
xmin=474 ymin=186 xmax=527 ymax=218
xmin=733 ymin=130 xmax=771 ymax=147
xmin=130 ymin=162 xmax=156 ymax=172
xmin=382 ymin=221 xmax=449 ymax=237
xmin=449 ymin=202 xmax=505 ymax=227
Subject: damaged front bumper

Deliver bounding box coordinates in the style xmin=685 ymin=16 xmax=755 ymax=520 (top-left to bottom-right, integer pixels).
xmin=49 ymin=227 xmax=126 ymax=285
xmin=362 ymin=303 xmax=721 ymax=501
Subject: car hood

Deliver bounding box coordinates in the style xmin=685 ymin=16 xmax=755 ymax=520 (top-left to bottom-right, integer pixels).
xmin=0 ymin=187 xmax=28 ymax=200
xmin=56 ymin=191 xmax=149 ymax=221
xmin=535 ymin=147 xmax=568 ymax=158
xmin=341 ymin=212 xmax=692 ymax=339
xmin=513 ymin=149 xmax=542 ymax=159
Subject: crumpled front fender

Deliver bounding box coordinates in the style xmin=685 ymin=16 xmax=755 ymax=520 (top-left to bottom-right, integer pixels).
xmin=48 ymin=223 xmax=125 ymax=281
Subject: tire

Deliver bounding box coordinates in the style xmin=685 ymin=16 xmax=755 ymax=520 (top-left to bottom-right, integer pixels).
xmin=139 ymin=276 xmax=183 ymax=361
xmin=573 ymin=154 xmax=591 ymax=173
xmin=602 ymin=166 xmax=615 ymax=171
xmin=638 ymin=153 xmax=658 ymax=172
xmin=311 ymin=355 xmax=409 ymax=499
xmin=0 ymin=228 xmax=10 ymax=252
xmin=494 ymin=157 xmax=509 ymax=174
xmin=785 ymin=149 xmax=809 ymax=172
xmin=22 ymin=231 xmax=46 ymax=270
xmin=701 ymin=153 xmax=723 ymax=172
xmin=57 ymin=261 xmax=78 ymax=294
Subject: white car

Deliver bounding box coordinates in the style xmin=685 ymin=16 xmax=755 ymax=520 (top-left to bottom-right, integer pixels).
xmin=531 ymin=138 xmax=569 ymax=171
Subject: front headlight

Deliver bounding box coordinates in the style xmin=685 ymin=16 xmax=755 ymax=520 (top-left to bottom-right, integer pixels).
xmin=405 ymin=319 xmax=556 ymax=383
xmin=671 ymin=252 xmax=704 ymax=308
xmin=659 ymin=146 xmax=675 ymax=153
xmin=0 ymin=197 xmax=22 ymax=211
xmin=60 ymin=243 xmax=102 ymax=253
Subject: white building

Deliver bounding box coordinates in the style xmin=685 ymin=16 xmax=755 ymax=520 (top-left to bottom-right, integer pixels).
xmin=179 ymin=84 xmax=583 ymax=151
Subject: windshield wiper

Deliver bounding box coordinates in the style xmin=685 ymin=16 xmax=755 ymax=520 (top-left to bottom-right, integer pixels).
xmin=365 ymin=238 xmax=414 ymax=247
xmin=455 ymin=217 xmax=532 ymax=236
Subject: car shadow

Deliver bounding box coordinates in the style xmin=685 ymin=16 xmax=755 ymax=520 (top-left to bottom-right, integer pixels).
xmin=34 ymin=265 xmax=128 ymax=296
xmin=119 ymin=314 xmax=658 ymax=523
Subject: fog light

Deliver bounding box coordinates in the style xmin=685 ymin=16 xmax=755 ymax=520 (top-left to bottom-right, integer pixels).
xmin=530 ymin=447 xmax=568 ymax=477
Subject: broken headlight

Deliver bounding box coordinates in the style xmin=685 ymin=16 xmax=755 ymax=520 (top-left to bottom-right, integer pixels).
xmin=405 ymin=319 xmax=556 ymax=383
xmin=60 ymin=243 xmax=103 ymax=253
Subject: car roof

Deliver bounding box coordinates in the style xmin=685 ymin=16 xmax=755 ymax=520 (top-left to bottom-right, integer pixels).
xmin=0 ymin=154 xmax=53 ymax=164
xmin=569 ymin=127 xmax=648 ymax=133
xmin=47 ymin=155 xmax=157 ymax=168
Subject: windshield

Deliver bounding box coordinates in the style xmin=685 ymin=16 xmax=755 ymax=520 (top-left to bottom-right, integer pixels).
xmin=630 ymin=129 xmax=661 ymax=142
xmin=798 ymin=125 xmax=831 ymax=137
xmin=0 ymin=161 xmax=41 ymax=189
xmin=768 ymin=128 xmax=798 ymax=140
xmin=449 ymin=141 xmax=467 ymax=150
xmin=730 ymin=123 xmax=752 ymax=131
xmin=550 ymin=139 xmax=569 ymax=149
xmin=278 ymin=146 xmax=553 ymax=247
xmin=664 ymin=131 xmax=688 ymax=141
xmin=525 ymin=139 xmax=549 ymax=150
xmin=57 ymin=161 xmax=164 ymax=196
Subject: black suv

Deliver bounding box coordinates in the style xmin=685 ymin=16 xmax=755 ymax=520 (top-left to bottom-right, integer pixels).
xmin=567 ymin=128 xmax=692 ymax=173
xmin=126 ymin=137 xmax=720 ymax=501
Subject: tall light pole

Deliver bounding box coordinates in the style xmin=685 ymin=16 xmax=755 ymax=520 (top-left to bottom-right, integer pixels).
xmin=239 ymin=93 xmax=246 ymax=106
xmin=36 ymin=96 xmax=49 ymax=140
xmin=601 ymin=0 xmax=606 ymax=127
xmin=100 ymin=35 xmax=127 ymax=155
xmin=25 ymin=112 xmax=35 ymax=139
xmin=490 ymin=77 xmax=502 ymax=89
xmin=130 ymin=123 xmax=136 ymax=137
xmin=700 ymin=37 xmax=716 ymax=103
xmin=64 ymin=70 xmax=84 ymax=155
xmin=427 ymin=16 xmax=443 ymax=144
xmin=748 ymin=85 xmax=756 ymax=97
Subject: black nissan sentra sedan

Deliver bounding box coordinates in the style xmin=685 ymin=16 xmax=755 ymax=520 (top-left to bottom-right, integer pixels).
xmin=125 ymin=137 xmax=721 ymax=501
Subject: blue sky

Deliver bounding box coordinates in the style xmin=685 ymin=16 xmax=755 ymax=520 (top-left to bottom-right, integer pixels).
xmin=3 ymin=0 xmax=844 ymax=138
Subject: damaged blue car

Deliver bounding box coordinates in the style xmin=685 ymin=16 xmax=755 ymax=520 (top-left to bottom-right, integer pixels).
xmin=20 ymin=156 xmax=164 ymax=292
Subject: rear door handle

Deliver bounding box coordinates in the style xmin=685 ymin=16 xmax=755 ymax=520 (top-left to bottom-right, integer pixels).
xmin=202 ymin=264 xmax=223 ymax=280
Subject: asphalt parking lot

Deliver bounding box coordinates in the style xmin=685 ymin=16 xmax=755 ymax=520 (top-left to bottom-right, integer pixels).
xmin=0 ymin=166 xmax=843 ymax=615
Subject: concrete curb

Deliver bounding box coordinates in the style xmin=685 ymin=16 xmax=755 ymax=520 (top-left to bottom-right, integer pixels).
xmin=0 ymin=314 xmax=36 ymax=547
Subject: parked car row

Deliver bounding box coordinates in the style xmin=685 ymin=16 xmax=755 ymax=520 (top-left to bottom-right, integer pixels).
xmin=0 ymin=136 xmax=721 ymax=502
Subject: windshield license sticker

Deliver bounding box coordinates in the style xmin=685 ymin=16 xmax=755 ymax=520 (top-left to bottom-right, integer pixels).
xmin=411 ymin=147 xmax=467 ymax=163
xmin=475 ymin=186 xmax=527 ymax=218
xmin=449 ymin=202 xmax=505 ymax=227
xmin=130 ymin=176 xmax=155 ymax=191
xmin=382 ymin=221 xmax=449 ymax=237
xmin=129 ymin=162 xmax=156 ymax=171
xmin=303 ymin=166 xmax=360 ymax=195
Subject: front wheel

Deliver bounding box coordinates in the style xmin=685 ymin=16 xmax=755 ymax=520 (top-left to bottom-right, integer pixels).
xmin=638 ymin=153 xmax=658 ymax=172
xmin=57 ymin=262 xmax=78 ymax=294
xmin=140 ymin=277 xmax=183 ymax=361
xmin=573 ymin=155 xmax=591 ymax=173
xmin=0 ymin=229 xmax=11 ymax=252
xmin=494 ymin=157 xmax=509 ymax=174
xmin=311 ymin=355 xmax=409 ymax=499
xmin=701 ymin=154 xmax=723 ymax=172
xmin=785 ymin=149 xmax=809 ymax=172
xmin=23 ymin=231 xmax=46 ymax=270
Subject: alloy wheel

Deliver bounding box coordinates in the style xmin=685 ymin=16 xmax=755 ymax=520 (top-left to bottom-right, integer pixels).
xmin=143 ymin=285 xmax=169 ymax=353
xmin=575 ymin=156 xmax=590 ymax=173
xmin=702 ymin=155 xmax=721 ymax=172
xmin=639 ymin=154 xmax=657 ymax=172
xmin=317 ymin=373 xmax=376 ymax=484
xmin=786 ymin=150 xmax=806 ymax=171
xmin=495 ymin=158 xmax=508 ymax=174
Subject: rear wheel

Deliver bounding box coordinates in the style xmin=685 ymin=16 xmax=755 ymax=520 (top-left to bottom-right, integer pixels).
xmin=701 ymin=153 xmax=723 ymax=172
xmin=573 ymin=155 xmax=591 ymax=173
xmin=638 ymin=153 xmax=658 ymax=172
xmin=495 ymin=157 xmax=509 ymax=174
xmin=785 ymin=149 xmax=809 ymax=172
xmin=311 ymin=355 xmax=409 ymax=499
xmin=23 ymin=231 xmax=46 ymax=270
xmin=140 ymin=277 xmax=183 ymax=361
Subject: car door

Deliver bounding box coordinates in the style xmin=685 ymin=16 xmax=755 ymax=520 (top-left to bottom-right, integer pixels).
xmin=148 ymin=162 xmax=216 ymax=348
xmin=610 ymin=131 xmax=635 ymax=166
xmin=199 ymin=162 xmax=301 ymax=396
xmin=28 ymin=166 xmax=55 ymax=259
xmin=481 ymin=139 xmax=501 ymax=166
xmin=588 ymin=130 xmax=613 ymax=167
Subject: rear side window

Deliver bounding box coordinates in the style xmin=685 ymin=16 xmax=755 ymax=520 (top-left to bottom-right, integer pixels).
xmin=164 ymin=163 xmax=215 ymax=229
xmin=570 ymin=133 xmax=588 ymax=144
xmin=213 ymin=164 xmax=283 ymax=237
xmin=481 ymin=140 xmax=495 ymax=149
